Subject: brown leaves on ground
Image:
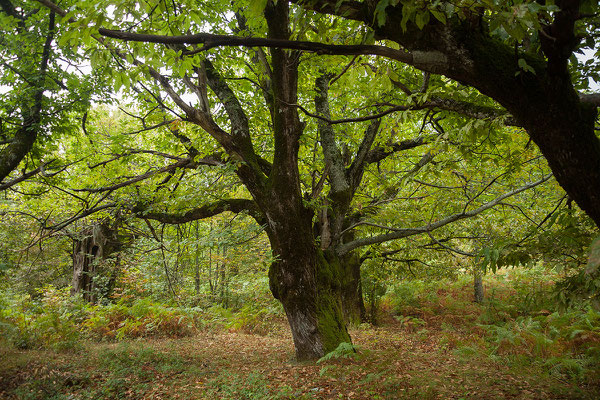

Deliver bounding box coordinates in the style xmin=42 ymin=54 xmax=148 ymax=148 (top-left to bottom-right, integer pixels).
xmin=1 ymin=317 xmax=598 ymax=400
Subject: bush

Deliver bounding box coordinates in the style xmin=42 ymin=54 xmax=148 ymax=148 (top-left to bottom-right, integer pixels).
xmin=82 ymin=298 xmax=198 ymax=340
xmin=0 ymin=286 xmax=85 ymax=350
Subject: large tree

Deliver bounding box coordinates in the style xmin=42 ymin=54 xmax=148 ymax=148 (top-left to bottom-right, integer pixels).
xmin=34 ymin=0 xmax=568 ymax=359
xmin=95 ymin=0 xmax=600 ymax=225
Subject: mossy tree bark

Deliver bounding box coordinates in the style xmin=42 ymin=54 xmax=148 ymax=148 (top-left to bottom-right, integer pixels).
xmin=339 ymin=252 xmax=367 ymax=324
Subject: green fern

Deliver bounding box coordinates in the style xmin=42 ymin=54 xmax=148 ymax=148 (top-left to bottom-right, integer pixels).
xmin=317 ymin=342 xmax=360 ymax=364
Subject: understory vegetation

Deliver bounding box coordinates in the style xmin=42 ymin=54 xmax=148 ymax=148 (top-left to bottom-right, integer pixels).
xmin=2 ymin=266 xmax=599 ymax=399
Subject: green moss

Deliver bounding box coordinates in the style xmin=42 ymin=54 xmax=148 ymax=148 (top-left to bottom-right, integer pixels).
xmin=315 ymin=251 xmax=351 ymax=354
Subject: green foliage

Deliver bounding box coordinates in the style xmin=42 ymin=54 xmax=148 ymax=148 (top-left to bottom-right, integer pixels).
xmin=0 ymin=286 xmax=85 ymax=350
xmin=0 ymin=287 xmax=201 ymax=349
xmin=226 ymin=304 xmax=272 ymax=335
xmin=316 ymin=342 xmax=360 ymax=364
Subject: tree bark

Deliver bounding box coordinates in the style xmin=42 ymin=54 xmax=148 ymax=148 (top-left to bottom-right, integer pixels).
xmin=339 ymin=252 xmax=367 ymax=324
xmin=474 ymin=273 xmax=484 ymax=304
xmin=71 ymin=222 xmax=118 ymax=302
xmin=268 ymin=221 xmax=351 ymax=359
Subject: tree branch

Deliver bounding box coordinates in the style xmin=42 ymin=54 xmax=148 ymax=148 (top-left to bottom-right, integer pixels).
xmin=364 ymin=134 xmax=436 ymax=165
xmin=74 ymin=158 xmax=196 ymax=193
xmin=580 ymin=93 xmax=600 ymax=107
xmin=336 ymin=174 xmax=552 ymax=255
xmin=136 ymin=198 xmax=265 ymax=226
xmin=98 ymin=28 xmax=418 ymax=65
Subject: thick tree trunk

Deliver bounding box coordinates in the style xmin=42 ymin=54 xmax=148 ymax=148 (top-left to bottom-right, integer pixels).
xmin=269 ymin=246 xmax=351 ymax=360
xmin=463 ymin=36 xmax=600 ymax=226
xmin=339 ymin=252 xmax=367 ymax=324
xmin=266 ymin=207 xmax=351 ymax=360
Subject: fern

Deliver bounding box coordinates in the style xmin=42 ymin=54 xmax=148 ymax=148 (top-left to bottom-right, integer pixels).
xmin=317 ymin=342 xmax=360 ymax=364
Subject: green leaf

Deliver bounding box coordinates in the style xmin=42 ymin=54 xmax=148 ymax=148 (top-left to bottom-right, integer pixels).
xmin=248 ymin=0 xmax=268 ymax=19
xmin=415 ymin=11 xmax=430 ymax=30
xmin=518 ymin=58 xmax=536 ymax=74
xmin=374 ymin=0 xmax=390 ymax=27
xmin=430 ymin=9 xmax=446 ymax=24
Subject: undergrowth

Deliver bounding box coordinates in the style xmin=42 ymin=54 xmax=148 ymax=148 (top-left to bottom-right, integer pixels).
xmin=0 ymin=285 xmax=283 ymax=350
xmin=387 ymin=265 xmax=600 ymax=385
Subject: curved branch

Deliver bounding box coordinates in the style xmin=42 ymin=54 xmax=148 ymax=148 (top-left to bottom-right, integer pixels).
xmin=74 ymin=158 xmax=197 ymax=193
xmin=137 ymin=198 xmax=265 ymax=226
xmin=337 ymin=174 xmax=552 ymax=255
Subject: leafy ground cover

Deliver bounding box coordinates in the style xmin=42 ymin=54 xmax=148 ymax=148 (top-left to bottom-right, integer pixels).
xmin=1 ymin=268 xmax=599 ymax=399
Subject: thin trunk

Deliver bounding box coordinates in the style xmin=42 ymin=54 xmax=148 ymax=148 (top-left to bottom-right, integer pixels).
xmin=220 ymin=246 xmax=227 ymax=307
xmin=474 ymin=272 xmax=484 ymax=304
xmin=194 ymin=221 xmax=200 ymax=295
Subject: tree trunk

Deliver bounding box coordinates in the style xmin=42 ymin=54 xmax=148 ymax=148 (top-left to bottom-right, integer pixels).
xmin=71 ymin=223 xmax=109 ymax=302
xmin=474 ymin=272 xmax=484 ymax=304
xmin=194 ymin=222 xmax=201 ymax=295
xmin=269 ymin=244 xmax=351 ymax=360
xmin=265 ymin=197 xmax=351 ymax=360
xmin=339 ymin=252 xmax=367 ymax=324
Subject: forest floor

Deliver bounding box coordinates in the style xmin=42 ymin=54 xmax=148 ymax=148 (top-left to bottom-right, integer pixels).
xmin=2 ymin=271 xmax=600 ymax=399
xmin=1 ymin=314 xmax=599 ymax=399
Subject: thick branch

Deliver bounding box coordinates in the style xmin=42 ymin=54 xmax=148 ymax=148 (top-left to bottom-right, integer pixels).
xmin=580 ymin=93 xmax=600 ymax=107
xmin=0 ymin=166 xmax=42 ymax=191
xmin=315 ymin=73 xmax=350 ymax=202
xmin=99 ymin=28 xmax=417 ymax=65
xmin=137 ymin=198 xmax=265 ymax=226
xmin=348 ymin=119 xmax=381 ymax=191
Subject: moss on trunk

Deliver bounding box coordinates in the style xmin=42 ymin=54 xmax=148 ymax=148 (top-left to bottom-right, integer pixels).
xmin=316 ymin=250 xmax=352 ymax=353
